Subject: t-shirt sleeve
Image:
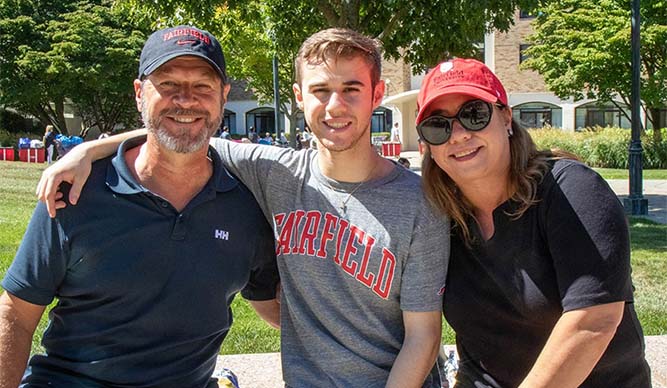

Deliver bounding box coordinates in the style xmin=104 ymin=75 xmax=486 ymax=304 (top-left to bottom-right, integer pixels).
xmin=209 ymin=139 xmax=284 ymax=221
xmin=543 ymin=161 xmax=633 ymax=312
xmin=2 ymin=202 xmax=69 ymax=306
xmin=399 ymin=205 xmax=449 ymax=312
xmin=241 ymin=213 xmax=279 ymax=301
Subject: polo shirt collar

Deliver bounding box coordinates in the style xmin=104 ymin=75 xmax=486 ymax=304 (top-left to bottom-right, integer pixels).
xmin=106 ymin=134 xmax=238 ymax=195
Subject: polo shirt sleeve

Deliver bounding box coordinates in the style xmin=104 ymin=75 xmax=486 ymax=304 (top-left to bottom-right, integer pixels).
xmin=241 ymin=216 xmax=279 ymax=301
xmin=542 ymin=161 xmax=633 ymax=312
xmin=2 ymin=202 xmax=69 ymax=306
xmin=399 ymin=205 xmax=449 ymax=312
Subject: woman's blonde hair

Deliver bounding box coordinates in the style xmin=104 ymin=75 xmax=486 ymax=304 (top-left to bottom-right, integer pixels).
xmin=421 ymin=118 xmax=576 ymax=244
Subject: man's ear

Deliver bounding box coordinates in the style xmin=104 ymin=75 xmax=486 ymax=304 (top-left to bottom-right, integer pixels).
xmin=134 ymin=79 xmax=143 ymax=112
xmin=293 ymin=83 xmax=303 ymax=108
xmin=222 ymin=83 xmax=231 ymax=104
xmin=372 ymin=80 xmax=385 ymax=108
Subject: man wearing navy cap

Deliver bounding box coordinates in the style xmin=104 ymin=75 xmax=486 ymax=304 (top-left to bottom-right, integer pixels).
xmin=0 ymin=26 xmax=278 ymax=387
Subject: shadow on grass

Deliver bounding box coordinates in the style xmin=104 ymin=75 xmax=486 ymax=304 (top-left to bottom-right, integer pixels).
xmin=628 ymin=217 xmax=667 ymax=335
xmin=629 ymin=217 xmax=667 ymax=251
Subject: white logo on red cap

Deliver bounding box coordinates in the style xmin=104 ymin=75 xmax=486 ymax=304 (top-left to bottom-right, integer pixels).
xmin=440 ymin=61 xmax=454 ymax=73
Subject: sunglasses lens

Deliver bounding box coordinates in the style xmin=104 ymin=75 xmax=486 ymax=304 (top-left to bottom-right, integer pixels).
xmin=418 ymin=116 xmax=451 ymax=145
xmin=459 ymin=100 xmax=492 ymax=130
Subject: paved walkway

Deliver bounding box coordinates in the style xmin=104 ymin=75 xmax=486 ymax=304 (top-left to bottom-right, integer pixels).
xmin=216 ymin=336 xmax=666 ymax=387
xmin=215 ymin=151 xmax=666 ymax=387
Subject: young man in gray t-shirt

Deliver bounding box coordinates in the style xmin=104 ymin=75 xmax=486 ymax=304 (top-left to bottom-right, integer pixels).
xmin=36 ymin=28 xmax=450 ymax=388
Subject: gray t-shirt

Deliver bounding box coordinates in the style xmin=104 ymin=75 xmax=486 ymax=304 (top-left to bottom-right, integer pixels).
xmin=211 ymin=139 xmax=449 ymax=387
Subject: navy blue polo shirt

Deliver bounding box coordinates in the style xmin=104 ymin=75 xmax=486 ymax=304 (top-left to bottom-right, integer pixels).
xmin=2 ymin=136 xmax=278 ymax=388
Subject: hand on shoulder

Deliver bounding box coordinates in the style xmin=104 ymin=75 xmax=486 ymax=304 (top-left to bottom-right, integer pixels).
xmin=35 ymin=143 xmax=94 ymax=217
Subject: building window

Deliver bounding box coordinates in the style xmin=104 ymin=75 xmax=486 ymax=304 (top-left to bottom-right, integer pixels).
xmin=224 ymin=109 xmax=237 ymax=134
xmin=519 ymin=10 xmax=536 ymax=19
xmin=246 ymin=107 xmax=275 ymax=135
xmin=371 ymin=107 xmax=392 ymax=133
xmin=519 ymin=44 xmax=532 ymax=64
xmin=575 ymin=101 xmax=630 ymax=129
xmin=586 ymin=109 xmax=622 ymax=128
xmin=512 ymin=103 xmax=562 ymax=128
xmin=521 ymin=110 xmax=552 ymax=128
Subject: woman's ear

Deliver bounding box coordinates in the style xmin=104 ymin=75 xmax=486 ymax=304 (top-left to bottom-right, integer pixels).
xmin=503 ymin=106 xmax=513 ymax=127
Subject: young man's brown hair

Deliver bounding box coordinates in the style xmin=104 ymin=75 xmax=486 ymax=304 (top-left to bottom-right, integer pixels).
xmin=294 ymin=28 xmax=383 ymax=88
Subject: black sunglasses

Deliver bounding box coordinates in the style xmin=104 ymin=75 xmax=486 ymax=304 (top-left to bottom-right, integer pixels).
xmin=417 ymin=99 xmax=504 ymax=146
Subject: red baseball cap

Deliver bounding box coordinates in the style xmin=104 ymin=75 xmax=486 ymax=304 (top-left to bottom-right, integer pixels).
xmin=416 ymin=58 xmax=508 ymax=125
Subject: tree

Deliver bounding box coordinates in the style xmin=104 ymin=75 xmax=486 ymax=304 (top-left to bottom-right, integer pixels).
xmin=0 ymin=0 xmax=77 ymax=133
xmin=0 ymin=0 xmax=150 ymax=135
xmin=217 ymin=2 xmax=304 ymax=143
xmin=118 ymin=0 xmax=544 ymax=139
xmin=523 ymin=0 xmax=667 ymax=141
xmin=48 ymin=2 xmax=149 ymax=135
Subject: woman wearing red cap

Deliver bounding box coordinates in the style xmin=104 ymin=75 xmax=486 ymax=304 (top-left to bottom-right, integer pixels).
xmin=416 ymin=58 xmax=651 ymax=387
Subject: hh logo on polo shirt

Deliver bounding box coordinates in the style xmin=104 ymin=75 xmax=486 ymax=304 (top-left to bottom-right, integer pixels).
xmin=214 ymin=229 xmax=229 ymax=240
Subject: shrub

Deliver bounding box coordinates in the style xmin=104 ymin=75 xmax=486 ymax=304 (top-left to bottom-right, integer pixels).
xmin=642 ymin=129 xmax=667 ymax=169
xmin=529 ymin=127 xmax=667 ymax=169
xmin=372 ymin=132 xmax=391 ymax=141
xmin=0 ymin=109 xmax=42 ymax=134
xmin=0 ymin=129 xmax=41 ymax=149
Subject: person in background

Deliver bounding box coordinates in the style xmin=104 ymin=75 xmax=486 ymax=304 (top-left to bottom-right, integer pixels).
xmin=35 ymin=28 xmax=448 ymax=388
xmin=276 ymin=132 xmax=288 ymax=147
xmin=0 ymin=25 xmax=278 ymax=388
xmin=294 ymin=130 xmax=303 ymax=150
xmin=303 ymin=125 xmax=317 ymax=150
xmin=416 ymin=58 xmax=651 ymax=387
xmin=247 ymin=126 xmax=258 ymax=143
xmin=43 ymin=125 xmax=56 ymax=164
xmin=397 ymin=157 xmax=410 ymax=169
xmin=258 ymin=132 xmax=274 ymax=145
xmin=220 ymin=126 xmax=231 ymax=140
xmin=300 ymin=127 xmax=312 ymax=149
xmin=391 ymin=122 xmax=401 ymax=143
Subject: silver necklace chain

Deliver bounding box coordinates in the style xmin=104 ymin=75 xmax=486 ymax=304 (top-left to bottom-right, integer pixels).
xmin=322 ymin=161 xmax=379 ymax=214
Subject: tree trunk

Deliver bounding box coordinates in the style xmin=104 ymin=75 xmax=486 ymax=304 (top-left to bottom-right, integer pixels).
xmin=53 ymin=99 xmax=69 ymax=135
xmin=648 ymin=107 xmax=663 ymax=143
xmin=282 ymin=95 xmax=300 ymax=149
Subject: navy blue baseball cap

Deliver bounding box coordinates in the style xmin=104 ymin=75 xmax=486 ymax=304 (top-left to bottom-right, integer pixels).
xmin=138 ymin=25 xmax=227 ymax=82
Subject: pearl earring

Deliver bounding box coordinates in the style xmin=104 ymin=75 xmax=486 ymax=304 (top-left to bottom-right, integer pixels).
xmin=508 ymin=127 xmax=514 ymax=137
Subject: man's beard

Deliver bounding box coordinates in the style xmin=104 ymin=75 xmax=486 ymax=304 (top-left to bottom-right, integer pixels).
xmin=141 ymin=96 xmax=223 ymax=154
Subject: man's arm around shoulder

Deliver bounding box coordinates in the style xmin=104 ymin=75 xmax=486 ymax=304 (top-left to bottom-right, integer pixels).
xmin=36 ymin=129 xmax=145 ymax=217
xmin=0 ymin=292 xmax=46 ymax=388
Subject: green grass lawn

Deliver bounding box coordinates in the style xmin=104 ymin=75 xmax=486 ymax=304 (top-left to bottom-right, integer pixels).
xmin=594 ymin=168 xmax=667 ymax=180
xmin=0 ymin=161 xmax=665 ymax=356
